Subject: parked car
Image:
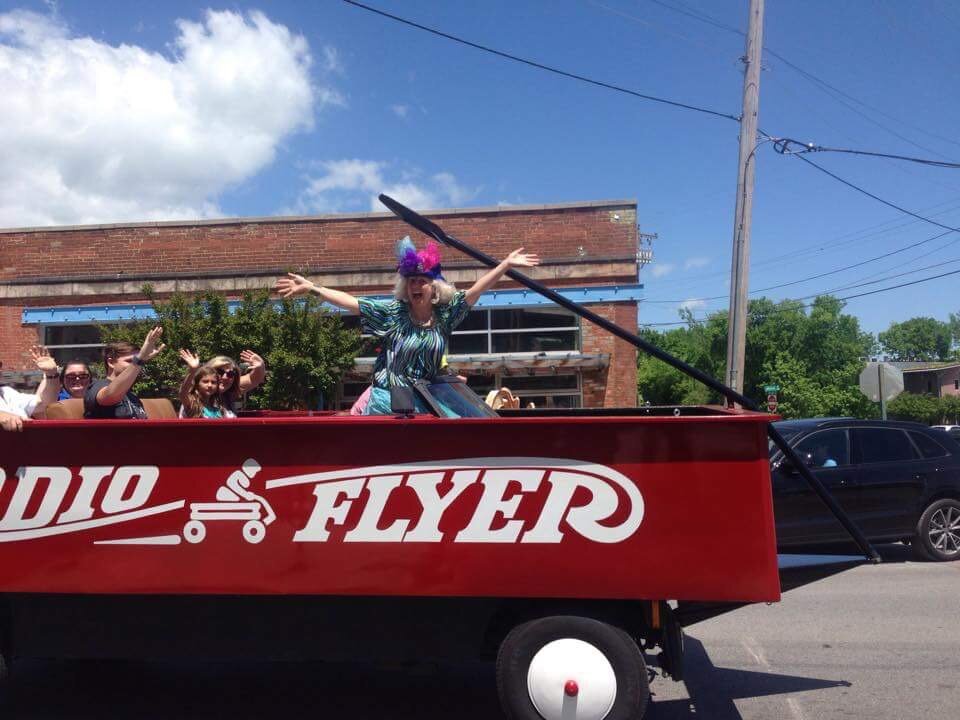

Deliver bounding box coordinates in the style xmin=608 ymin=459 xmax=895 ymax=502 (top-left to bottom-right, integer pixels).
xmin=931 ymin=424 xmax=960 ymax=441
xmin=770 ymin=418 xmax=960 ymax=561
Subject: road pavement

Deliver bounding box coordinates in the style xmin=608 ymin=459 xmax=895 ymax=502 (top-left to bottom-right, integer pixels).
xmin=0 ymin=544 xmax=957 ymax=719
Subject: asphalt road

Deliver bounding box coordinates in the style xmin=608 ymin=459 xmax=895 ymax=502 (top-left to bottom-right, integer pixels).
xmin=0 ymin=543 xmax=957 ymax=719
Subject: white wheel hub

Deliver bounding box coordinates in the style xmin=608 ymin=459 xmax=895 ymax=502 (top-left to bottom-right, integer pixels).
xmin=527 ymin=638 xmax=617 ymax=720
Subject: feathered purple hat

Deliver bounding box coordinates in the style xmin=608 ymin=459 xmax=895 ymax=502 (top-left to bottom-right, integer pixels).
xmin=395 ymin=236 xmax=444 ymax=279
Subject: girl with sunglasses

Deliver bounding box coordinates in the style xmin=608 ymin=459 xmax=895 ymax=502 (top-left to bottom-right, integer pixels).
xmin=177 ymin=350 xmax=265 ymax=418
xmin=209 ymin=351 xmax=265 ymax=416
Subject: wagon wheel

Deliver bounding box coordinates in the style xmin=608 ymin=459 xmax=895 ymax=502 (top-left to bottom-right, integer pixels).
xmin=913 ymin=498 xmax=960 ymax=561
xmin=183 ymin=520 xmax=206 ymax=544
xmin=496 ymin=616 xmax=649 ymax=720
xmin=242 ymin=520 xmax=266 ymax=544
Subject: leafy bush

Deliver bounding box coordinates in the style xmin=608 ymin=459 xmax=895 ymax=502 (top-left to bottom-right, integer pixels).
xmin=886 ymin=393 xmax=942 ymax=425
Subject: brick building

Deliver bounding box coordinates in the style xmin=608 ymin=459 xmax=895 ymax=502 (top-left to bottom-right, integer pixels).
xmin=0 ymin=200 xmax=643 ymax=408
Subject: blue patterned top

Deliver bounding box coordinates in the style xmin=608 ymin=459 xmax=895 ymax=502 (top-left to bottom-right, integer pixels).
xmin=359 ymin=291 xmax=471 ymax=390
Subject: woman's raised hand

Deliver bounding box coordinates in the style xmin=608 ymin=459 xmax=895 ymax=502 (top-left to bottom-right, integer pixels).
xmin=29 ymin=345 xmax=57 ymax=374
xmin=239 ymin=350 xmax=264 ymax=369
xmin=179 ymin=349 xmax=201 ymax=370
xmin=504 ymin=247 xmax=540 ymax=269
xmin=275 ymin=273 xmax=314 ymax=299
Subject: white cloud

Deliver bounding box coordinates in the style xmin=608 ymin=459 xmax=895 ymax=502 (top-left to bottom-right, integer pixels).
xmin=684 ymin=256 xmax=710 ymax=270
xmin=288 ymin=159 xmax=478 ymax=214
xmin=0 ymin=9 xmax=332 ymax=227
xmin=391 ymin=104 xmax=409 ymax=119
xmin=650 ymin=263 xmax=675 ymax=278
xmin=679 ymin=298 xmax=707 ymax=312
xmin=321 ymin=45 xmax=343 ymax=74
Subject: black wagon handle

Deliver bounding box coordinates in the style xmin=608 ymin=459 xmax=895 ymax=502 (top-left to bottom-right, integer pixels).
xmin=378 ymin=193 xmax=880 ymax=563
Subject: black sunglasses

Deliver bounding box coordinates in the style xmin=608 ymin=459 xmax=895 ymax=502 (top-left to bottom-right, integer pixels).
xmin=64 ymin=372 xmax=91 ymax=382
xmin=216 ymin=368 xmax=237 ymax=379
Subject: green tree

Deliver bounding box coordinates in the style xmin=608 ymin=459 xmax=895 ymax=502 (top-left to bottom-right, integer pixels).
xmin=887 ymin=392 xmax=941 ymax=424
xmin=99 ymin=289 xmax=362 ymax=410
xmin=878 ymin=317 xmax=952 ymax=361
xmin=637 ymin=295 xmax=878 ymax=419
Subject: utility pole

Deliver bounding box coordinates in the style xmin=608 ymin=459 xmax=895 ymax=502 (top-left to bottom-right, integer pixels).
xmin=725 ymin=0 xmax=765 ymax=400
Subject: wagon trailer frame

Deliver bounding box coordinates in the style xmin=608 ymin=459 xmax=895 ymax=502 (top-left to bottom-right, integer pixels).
xmin=0 ymin=198 xmax=879 ymax=720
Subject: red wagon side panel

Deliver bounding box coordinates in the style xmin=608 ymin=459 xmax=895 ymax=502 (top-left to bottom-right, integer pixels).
xmin=0 ymin=412 xmax=780 ymax=604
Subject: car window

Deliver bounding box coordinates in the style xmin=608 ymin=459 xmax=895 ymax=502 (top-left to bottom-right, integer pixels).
xmin=794 ymin=430 xmax=849 ymax=468
xmin=852 ymin=428 xmax=919 ymax=464
xmin=909 ymin=431 xmax=949 ymax=459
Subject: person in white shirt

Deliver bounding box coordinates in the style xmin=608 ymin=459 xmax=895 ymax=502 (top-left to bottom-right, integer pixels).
xmin=0 ymin=347 xmax=61 ymax=432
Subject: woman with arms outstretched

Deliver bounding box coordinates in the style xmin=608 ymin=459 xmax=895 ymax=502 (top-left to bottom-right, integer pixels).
xmin=275 ymin=237 xmax=539 ymax=415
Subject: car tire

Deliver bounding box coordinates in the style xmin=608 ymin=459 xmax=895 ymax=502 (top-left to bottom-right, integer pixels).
xmin=496 ymin=615 xmax=649 ymax=720
xmin=913 ymin=498 xmax=960 ymax=561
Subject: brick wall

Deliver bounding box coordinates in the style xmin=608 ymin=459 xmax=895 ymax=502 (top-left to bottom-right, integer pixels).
xmin=0 ymin=302 xmax=39 ymax=369
xmin=581 ymin=303 xmax=639 ymax=407
xmin=2 ymin=202 xmax=640 ymax=399
xmin=1 ymin=203 xmax=637 ymax=281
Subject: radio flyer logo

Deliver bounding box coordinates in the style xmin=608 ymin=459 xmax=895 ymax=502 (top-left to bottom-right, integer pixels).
xmin=0 ymin=458 xmax=644 ymax=546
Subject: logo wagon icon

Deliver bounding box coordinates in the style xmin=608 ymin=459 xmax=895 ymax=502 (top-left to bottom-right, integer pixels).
xmin=183 ymin=459 xmax=277 ymax=544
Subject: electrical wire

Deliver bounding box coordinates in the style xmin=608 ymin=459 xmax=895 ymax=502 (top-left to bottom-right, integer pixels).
xmin=642 ymin=228 xmax=956 ymax=304
xmin=646 ymin=0 xmax=960 ymax=156
xmin=785 ymin=152 xmax=960 ymax=234
xmin=341 ymin=0 xmax=741 ymax=122
xmin=345 ymin=0 xmax=960 ymax=312
xmin=774 ymin=138 xmax=960 ymax=170
xmin=640 ymin=265 xmax=960 ymax=327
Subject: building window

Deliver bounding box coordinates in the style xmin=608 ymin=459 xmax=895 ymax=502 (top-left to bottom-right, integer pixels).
xmin=353 ymin=305 xmax=582 ymax=358
xmin=41 ymin=325 xmax=105 ymax=367
xmin=450 ymin=370 xmax=582 ymax=409
xmin=449 ymin=307 xmax=580 ymax=355
xmin=499 ymin=372 xmax=582 ymax=409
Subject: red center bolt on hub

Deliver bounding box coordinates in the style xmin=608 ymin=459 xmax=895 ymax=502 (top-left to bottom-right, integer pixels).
xmin=564 ymin=680 xmax=579 ymax=697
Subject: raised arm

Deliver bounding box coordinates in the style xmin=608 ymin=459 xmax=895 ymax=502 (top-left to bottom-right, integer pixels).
xmin=238 ymin=350 xmax=267 ymax=394
xmin=464 ymin=248 xmax=540 ymax=307
xmin=96 ymin=327 xmax=166 ymax=406
xmin=30 ymin=345 xmax=61 ymax=414
xmin=177 ymin=349 xmax=201 ymax=411
xmin=275 ymin=273 xmax=360 ymax=314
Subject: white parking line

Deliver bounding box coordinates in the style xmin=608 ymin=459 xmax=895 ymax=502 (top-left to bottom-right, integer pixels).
xmin=741 ymin=636 xmax=770 ymax=668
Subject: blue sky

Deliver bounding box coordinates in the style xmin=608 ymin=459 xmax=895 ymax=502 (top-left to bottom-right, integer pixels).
xmin=1 ymin=0 xmax=958 ymax=336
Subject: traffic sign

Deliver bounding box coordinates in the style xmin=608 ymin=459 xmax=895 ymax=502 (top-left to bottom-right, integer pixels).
xmin=858 ymin=362 xmax=903 ymax=404
xmin=766 ymin=393 xmax=778 ymax=413
xmin=763 ymin=384 xmax=780 ymax=394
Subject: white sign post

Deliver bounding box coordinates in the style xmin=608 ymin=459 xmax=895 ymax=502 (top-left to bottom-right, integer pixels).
xmin=858 ymin=362 xmax=904 ymax=420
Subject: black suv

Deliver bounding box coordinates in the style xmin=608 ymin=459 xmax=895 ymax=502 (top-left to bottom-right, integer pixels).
xmin=770 ymin=418 xmax=960 ymax=561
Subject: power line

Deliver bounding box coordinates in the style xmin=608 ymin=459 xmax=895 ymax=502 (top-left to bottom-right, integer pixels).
xmin=348 ymin=0 xmax=960 ymax=176
xmin=645 ymin=0 xmax=960 ymax=156
xmin=346 ymin=0 xmax=960 ymax=314
xmin=799 ymin=256 xmax=960 ymax=299
xmin=640 ymin=265 xmax=960 ymax=327
xmin=341 ymin=0 xmax=741 ymax=122
xmin=774 ymin=138 xmax=960 ymax=170
xmin=642 ymin=228 xmax=955 ymax=303
xmin=643 ymin=196 xmax=960 ymax=295
xmin=785 ymin=151 xmax=960 ymax=234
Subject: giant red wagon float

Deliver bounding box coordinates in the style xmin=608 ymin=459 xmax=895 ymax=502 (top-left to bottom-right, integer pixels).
xmin=0 ymin=198 xmax=875 ymax=720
